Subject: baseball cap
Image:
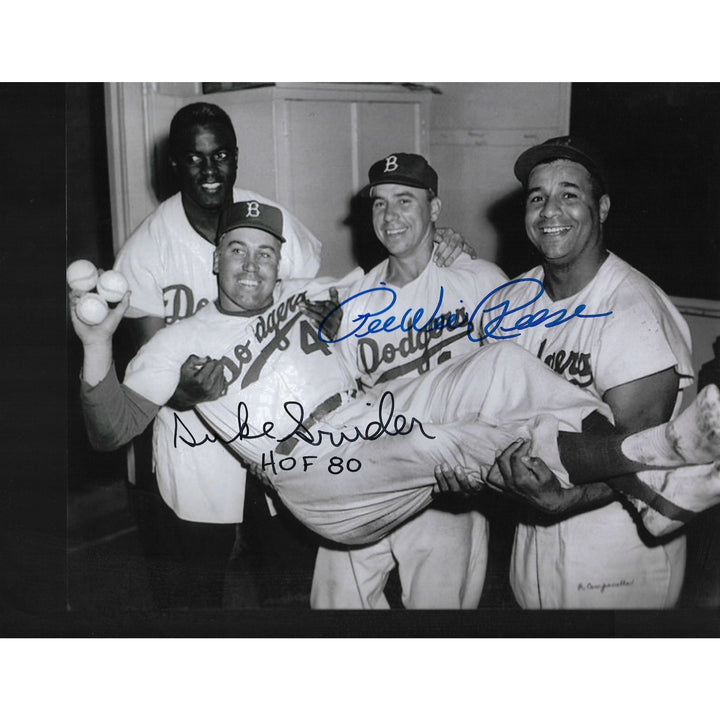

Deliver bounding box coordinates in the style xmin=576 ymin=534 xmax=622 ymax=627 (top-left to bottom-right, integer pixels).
xmin=216 ymin=201 xmax=286 ymax=243
xmin=368 ymin=153 xmax=438 ymax=195
xmin=513 ymin=136 xmax=608 ymax=193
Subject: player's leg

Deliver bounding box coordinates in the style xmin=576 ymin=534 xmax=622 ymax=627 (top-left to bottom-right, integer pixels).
xmin=285 ymin=400 xmax=720 ymax=545
xmin=356 ymin=341 xmax=611 ymax=433
xmin=310 ymin=543 xmax=394 ymax=610
xmin=219 ymin=339 xmax=720 ymax=544
xmin=520 ymin=385 xmax=720 ymax=537
xmin=279 ymin=341 xmax=608 ymax=543
xmin=271 ymin=359 xmax=720 ymax=544
xmin=558 ymin=384 xmax=720 ymax=483
xmin=274 ymin=412 xmax=524 ymax=545
xmin=392 ymin=507 xmax=489 ymax=609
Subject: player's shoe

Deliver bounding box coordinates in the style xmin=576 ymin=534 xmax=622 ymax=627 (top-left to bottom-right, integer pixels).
xmin=622 ymin=384 xmax=720 ymax=467
xmin=625 ymin=461 xmax=720 ymax=536
xmin=666 ymin=384 xmax=720 ymax=463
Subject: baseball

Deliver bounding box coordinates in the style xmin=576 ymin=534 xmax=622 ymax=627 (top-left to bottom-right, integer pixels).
xmin=75 ymin=293 xmax=109 ymax=325
xmin=97 ymin=270 xmax=129 ymax=303
xmin=66 ymin=259 xmax=99 ymax=292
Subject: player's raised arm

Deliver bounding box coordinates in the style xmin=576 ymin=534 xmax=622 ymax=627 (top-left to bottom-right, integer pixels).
xmin=69 ymin=288 xmax=130 ymax=386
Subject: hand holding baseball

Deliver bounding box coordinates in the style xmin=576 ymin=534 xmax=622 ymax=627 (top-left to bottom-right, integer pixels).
xmin=67 ymin=260 xmax=130 ymax=326
xmin=69 ymin=287 xmax=131 ymax=346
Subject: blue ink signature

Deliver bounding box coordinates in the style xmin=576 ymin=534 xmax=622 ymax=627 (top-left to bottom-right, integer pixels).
xmin=319 ymin=278 xmax=612 ymax=344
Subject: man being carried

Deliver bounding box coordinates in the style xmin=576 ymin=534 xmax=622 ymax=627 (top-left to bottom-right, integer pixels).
xmin=72 ymin=201 xmax=720 ymax=550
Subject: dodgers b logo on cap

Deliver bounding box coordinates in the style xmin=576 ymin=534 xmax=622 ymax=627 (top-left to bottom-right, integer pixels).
xmin=217 ymin=200 xmax=287 ymax=243
xmin=383 ymin=155 xmax=399 ymax=173
xmin=368 ymin=152 xmax=438 ymax=195
xmin=245 ymin=201 xmax=261 ymax=218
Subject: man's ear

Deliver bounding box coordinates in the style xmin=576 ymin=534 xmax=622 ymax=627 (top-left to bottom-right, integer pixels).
xmin=170 ymin=156 xmax=178 ymax=176
xmin=430 ymin=196 xmax=442 ymax=222
xmin=212 ymin=247 xmax=220 ymax=274
xmin=599 ymin=194 xmax=611 ymax=223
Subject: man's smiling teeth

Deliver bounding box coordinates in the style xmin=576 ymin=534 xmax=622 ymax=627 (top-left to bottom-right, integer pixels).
xmin=386 ymin=227 xmax=406 ymax=236
xmin=238 ymin=279 xmax=259 ymax=287
xmin=202 ymin=182 xmax=221 ymax=190
xmin=541 ymin=226 xmax=570 ymax=235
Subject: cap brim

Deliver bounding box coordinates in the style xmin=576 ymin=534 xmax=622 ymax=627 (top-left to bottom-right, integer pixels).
xmin=369 ymin=176 xmax=431 ymax=190
xmin=514 ymin=145 xmax=603 ymax=187
xmin=218 ymin=222 xmax=286 ymax=243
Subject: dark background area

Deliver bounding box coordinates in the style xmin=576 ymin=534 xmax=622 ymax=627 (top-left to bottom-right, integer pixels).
xmin=1 ymin=83 xmax=67 ymax=618
xmin=3 ymin=82 xmax=719 ymax=636
xmin=66 ymin=83 xmax=126 ymax=495
xmin=570 ymin=82 xmax=720 ymax=300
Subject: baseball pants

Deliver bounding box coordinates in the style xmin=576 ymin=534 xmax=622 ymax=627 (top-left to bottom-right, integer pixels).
xmin=311 ymin=507 xmax=489 ymax=609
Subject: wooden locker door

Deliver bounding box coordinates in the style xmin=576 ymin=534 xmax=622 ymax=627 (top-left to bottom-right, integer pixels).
xmin=280 ymin=99 xmax=356 ymax=278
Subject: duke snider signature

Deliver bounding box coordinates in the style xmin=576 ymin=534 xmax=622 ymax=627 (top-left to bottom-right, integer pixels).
xmin=173 ymin=389 xmax=435 ymax=451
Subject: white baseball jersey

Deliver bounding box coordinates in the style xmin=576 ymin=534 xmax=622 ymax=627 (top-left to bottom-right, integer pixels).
xmin=114 ymin=189 xmax=322 ymax=523
xmin=337 ymin=254 xmax=509 ymax=388
xmin=482 ymin=252 xmax=693 ymax=609
xmin=312 ymin=254 xmax=508 ymax=608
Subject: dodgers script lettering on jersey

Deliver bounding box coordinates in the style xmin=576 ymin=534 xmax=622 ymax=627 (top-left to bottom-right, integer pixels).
xmin=324 ymin=283 xmax=474 ymax=384
xmin=163 ymin=285 xmax=210 ymax=324
xmin=534 ymin=337 xmax=594 ymax=388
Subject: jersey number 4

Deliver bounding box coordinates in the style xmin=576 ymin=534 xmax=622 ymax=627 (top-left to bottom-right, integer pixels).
xmin=300 ymin=319 xmax=332 ymax=356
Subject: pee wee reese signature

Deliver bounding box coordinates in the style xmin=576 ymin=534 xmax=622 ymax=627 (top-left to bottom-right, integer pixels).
xmin=318 ymin=278 xmax=612 ymax=344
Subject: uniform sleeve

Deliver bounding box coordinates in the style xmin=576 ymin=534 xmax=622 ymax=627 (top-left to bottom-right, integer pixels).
xmin=113 ymin=219 xmax=167 ymax=319
xmin=592 ymin=279 xmax=693 ymax=397
xmin=122 ymin=323 xmax=191 ymax=406
xmin=81 ymin=365 xmax=160 ymax=451
xmin=233 ymin=188 xmax=322 ymax=280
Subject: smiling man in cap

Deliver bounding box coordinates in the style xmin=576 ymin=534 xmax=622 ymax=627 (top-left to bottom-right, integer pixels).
xmin=438 ymin=135 xmax=695 ymax=609
xmin=310 ymin=152 xmax=508 ymax=610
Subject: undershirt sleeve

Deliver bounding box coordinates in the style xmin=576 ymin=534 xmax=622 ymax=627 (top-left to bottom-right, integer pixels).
xmin=80 ymin=365 xmax=161 ymax=451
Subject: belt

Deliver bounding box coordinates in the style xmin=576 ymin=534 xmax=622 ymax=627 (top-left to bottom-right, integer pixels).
xmin=275 ymin=391 xmax=351 ymax=455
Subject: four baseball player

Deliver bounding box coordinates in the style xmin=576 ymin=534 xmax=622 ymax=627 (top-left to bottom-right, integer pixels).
xmin=69 ymin=117 xmax=720 ymax=609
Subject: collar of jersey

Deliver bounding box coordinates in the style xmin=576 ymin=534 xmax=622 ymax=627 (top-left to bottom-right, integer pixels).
xmin=214 ymin=298 xmax=274 ymax=317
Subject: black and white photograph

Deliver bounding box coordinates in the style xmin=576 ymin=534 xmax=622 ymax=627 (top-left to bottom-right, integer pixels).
xmin=54 ymin=80 xmax=720 ymax=625
xmin=1 ymin=9 xmax=719 ymax=715
xmin=9 ymin=78 xmax=720 ymax=629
